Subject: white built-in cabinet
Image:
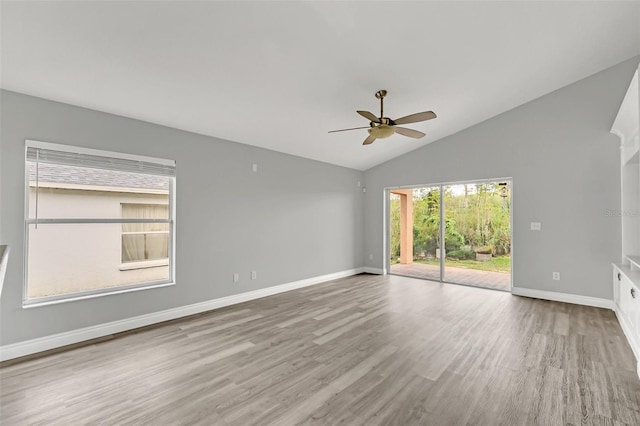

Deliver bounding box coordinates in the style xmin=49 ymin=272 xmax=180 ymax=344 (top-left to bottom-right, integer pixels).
xmin=611 ymin=63 xmax=640 ymax=375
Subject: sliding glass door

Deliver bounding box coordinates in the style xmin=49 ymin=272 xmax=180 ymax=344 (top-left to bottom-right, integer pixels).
xmin=388 ymin=180 xmax=512 ymax=291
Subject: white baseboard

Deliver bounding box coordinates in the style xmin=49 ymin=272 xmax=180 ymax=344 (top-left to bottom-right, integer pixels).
xmin=511 ymin=287 xmax=614 ymax=310
xmin=0 ymin=267 xmax=364 ymax=362
xmin=362 ymin=267 xmax=385 ymax=275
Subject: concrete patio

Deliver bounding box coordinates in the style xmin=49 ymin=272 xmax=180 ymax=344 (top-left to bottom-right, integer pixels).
xmin=390 ymin=262 xmax=511 ymax=291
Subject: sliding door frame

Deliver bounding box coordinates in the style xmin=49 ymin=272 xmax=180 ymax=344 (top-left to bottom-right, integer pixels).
xmin=384 ymin=177 xmax=514 ymax=292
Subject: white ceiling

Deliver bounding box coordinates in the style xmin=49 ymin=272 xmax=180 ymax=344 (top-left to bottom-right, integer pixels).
xmin=2 ymin=1 xmax=639 ymax=171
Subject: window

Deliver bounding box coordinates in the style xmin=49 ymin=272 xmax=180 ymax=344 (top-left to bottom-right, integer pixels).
xmin=24 ymin=140 xmax=176 ymax=305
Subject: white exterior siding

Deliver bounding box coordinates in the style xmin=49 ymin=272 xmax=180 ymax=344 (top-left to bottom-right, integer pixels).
xmin=27 ymin=187 xmax=169 ymax=298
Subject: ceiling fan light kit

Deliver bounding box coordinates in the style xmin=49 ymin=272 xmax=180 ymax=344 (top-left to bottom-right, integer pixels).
xmin=368 ymin=124 xmax=395 ymax=139
xmin=329 ymin=89 xmax=437 ymax=145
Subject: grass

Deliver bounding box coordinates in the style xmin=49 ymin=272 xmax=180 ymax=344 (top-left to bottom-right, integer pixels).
xmin=403 ymin=255 xmax=511 ymax=273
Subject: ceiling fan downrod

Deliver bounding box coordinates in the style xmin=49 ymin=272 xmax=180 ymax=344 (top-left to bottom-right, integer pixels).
xmin=375 ymin=89 xmax=387 ymax=119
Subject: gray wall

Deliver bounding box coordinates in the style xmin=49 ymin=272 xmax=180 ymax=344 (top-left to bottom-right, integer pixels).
xmin=0 ymin=90 xmax=364 ymax=345
xmin=363 ymin=57 xmax=639 ymax=300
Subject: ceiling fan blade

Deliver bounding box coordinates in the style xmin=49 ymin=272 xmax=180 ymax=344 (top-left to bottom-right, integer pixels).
xmin=363 ymin=134 xmax=376 ymax=145
xmin=394 ymin=127 xmax=426 ymax=139
xmin=328 ymin=126 xmax=372 ymax=133
xmin=357 ymin=110 xmax=381 ymax=123
xmin=393 ymin=111 xmax=437 ymax=125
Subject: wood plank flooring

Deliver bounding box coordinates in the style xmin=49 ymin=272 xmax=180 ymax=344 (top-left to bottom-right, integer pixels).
xmin=2 ymin=274 xmax=640 ymax=425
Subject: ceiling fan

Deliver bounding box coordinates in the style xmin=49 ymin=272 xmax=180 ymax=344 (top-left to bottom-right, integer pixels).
xmin=329 ymin=90 xmax=437 ymax=145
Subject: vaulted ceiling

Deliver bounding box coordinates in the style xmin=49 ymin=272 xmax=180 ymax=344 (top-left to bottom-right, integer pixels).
xmin=2 ymin=1 xmax=639 ymax=170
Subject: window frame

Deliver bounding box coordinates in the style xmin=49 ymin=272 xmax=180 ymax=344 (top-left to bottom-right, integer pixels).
xmin=23 ymin=140 xmax=176 ymax=307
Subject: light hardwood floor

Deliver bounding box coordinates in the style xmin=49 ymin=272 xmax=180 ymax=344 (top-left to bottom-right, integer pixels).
xmin=2 ymin=274 xmax=640 ymax=425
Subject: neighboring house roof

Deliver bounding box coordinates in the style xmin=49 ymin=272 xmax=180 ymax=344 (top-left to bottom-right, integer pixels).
xmin=28 ymin=162 xmax=169 ymax=192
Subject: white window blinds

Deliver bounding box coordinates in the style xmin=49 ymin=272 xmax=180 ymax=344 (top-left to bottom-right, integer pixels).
xmin=26 ymin=142 xmax=175 ymax=177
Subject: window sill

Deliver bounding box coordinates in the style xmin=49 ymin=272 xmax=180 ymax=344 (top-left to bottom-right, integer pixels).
xmin=23 ymin=280 xmax=175 ymax=308
xmin=119 ymin=259 xmax=169 ymax=271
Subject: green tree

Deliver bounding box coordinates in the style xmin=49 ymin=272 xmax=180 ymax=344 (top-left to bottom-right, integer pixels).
xmin=390 ymin=182 xmax=510 ymax=263
xmin=413 ymin=189 xmax=440 ymax=257
xmin=444 ymin=217 xmax=464 ymax=252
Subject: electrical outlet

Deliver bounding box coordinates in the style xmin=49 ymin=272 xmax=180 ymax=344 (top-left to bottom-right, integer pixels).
xmin=233 ymin=273 xmax=239 ymax=283
xmin=369 ymin=254 xmax=373 ymax=260
xmin=531 ymin=222 xmax=541 ymax=231
xmin=251 ymin=271 xmax=257 ymax=280
xmin=252 ymin=163 xmax=258 ymax=172
xmin=552 ymin=272 xmax=560 ymax=281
